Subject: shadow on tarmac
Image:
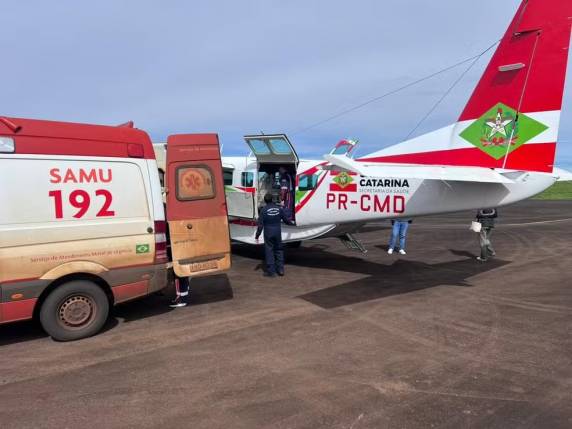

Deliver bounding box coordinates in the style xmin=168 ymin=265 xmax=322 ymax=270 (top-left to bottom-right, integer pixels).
xmin=115 ymin=274 xmax=233 ymax=322
xmin=298 ymin=257 xmax=509 ymax=309
xmin=296 ymin=249 xmax=508 ymax=309
xmin=233 ymin=243 xmax=509 ymax=309
xmin=188 ymin=274 xmax=234 ymax=305
xmin=0 ymin=320 xmax=46 ymax=346
xmin=0 ymin=274 xmax=234 ymax=346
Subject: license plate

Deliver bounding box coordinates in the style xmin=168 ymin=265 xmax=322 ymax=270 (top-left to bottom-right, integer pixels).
xmin=188 ymin=260 xmax=218 ymax=272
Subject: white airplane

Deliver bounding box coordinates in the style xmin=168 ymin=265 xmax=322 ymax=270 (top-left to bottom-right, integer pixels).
xmin=158 ymin=0 xmax=572 ymax=250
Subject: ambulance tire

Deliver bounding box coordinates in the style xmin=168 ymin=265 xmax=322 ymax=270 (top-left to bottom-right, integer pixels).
xmin=40 ymin=280 xmax=110 ymax=342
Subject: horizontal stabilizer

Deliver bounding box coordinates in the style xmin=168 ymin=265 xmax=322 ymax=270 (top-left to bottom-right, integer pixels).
xmin=553 ymin=167 xmax=572 ymax=182
xmin=324 ymin=154 xmax=514 ymax=184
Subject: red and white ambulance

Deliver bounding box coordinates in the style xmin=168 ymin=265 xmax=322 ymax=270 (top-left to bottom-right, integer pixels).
xmin=0 ymin=117 xmax=231 ymax=341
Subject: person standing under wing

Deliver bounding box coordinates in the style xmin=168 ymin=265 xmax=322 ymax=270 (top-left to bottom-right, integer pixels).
xmin=388 ymin=219 xmax=412 ymax=255
xmin=476 ymin=208 xmax=498 ymax=262
xmin=255 ymin=193 xmax=295 ymax=277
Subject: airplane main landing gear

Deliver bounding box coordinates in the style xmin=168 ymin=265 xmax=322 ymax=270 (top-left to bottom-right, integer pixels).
xmin=339 ymin=233 xmax=368 ymax=254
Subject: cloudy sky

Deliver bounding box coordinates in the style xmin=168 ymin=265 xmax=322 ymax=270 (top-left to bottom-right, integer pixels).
xmin=2 ymin=1 xmax=571 ymax=167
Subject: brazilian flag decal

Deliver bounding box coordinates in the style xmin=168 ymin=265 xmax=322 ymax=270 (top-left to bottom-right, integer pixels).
xmin=136 ymin=244 xmax=150 ymax=254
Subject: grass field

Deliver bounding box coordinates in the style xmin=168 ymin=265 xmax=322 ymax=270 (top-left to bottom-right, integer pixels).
xmin=534 ymin=181 xmax=572 ymax=200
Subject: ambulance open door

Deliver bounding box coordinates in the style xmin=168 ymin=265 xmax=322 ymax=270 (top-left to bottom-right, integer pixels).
xmin=166 ymin=134 xmax=231 ymax=277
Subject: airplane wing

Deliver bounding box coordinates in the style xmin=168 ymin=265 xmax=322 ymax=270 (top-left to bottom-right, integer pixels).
xmin=324 ymin=154 xmax=515 ymax=184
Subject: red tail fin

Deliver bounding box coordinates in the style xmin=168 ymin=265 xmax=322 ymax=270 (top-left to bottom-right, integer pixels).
xmin=460 ymin=0 xmax=571 ymax=120
xmin=363 ymin=0 xmax=572 ymax=173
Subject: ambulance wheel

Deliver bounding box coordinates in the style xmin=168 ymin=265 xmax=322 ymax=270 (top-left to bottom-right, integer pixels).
xmin=40 ymin=280 xmax=109 ymax=342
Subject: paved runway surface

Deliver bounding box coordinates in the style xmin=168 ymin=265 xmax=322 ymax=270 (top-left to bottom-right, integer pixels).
xmin=1 ymin=201 xmax=571 ymax=429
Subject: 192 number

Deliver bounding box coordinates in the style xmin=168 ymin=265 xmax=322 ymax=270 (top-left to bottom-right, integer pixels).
xmin=49 ymin=189 xmax=115 ymax=219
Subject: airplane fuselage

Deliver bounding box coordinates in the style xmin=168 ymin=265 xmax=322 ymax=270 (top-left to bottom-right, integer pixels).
xmin=221 ymin=155 xmax=557 ymax=244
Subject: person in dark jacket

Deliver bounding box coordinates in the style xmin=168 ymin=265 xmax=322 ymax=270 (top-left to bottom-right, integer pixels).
xmin=255 ymin=193 xmax=295 ymax=277
xmin=476 ymin=208 xmax=498 ymax=262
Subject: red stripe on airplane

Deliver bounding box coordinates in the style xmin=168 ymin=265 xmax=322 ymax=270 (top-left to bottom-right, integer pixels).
xmin=236 ymin=186 xmax=256 ymax=193
xmin=359 ymin=143 xmax=556 ymax=173
xmin=329 ymin=183 xmax=357 ymax=192
xmin=295 ymin=172 xmax=328 ymax=214
xmin=298 ymin=162 xmax=327 ymax=177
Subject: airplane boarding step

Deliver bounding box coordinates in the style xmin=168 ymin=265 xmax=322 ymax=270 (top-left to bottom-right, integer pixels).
xmin=339 ymin=233 xmax=368 ymax=254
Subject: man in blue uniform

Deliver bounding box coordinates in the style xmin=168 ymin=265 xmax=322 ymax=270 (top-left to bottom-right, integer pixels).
xmin=255 ymin=193 xmax=295 ymax=277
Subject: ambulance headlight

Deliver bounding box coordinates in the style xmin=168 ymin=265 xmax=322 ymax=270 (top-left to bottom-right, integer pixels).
xmin=0 ymin=137 xmax=14 ymax=153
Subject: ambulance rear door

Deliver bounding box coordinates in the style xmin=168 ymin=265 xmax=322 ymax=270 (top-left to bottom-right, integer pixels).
xmin=166 ymin=134 xmax=231 ymax=277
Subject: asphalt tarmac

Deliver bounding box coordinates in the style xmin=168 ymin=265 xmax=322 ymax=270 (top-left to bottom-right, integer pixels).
xmin=1 ymin=200 xmax=571 ymax=429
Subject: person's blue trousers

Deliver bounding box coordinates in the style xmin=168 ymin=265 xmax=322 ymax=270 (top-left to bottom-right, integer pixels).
xmin=389 ymin=221 xmax=409 ymax=250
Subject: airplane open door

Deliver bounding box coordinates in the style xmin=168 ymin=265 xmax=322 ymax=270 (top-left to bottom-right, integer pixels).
xmin=243 ymin=134 xmax=299 ymax=166
xmin=243 ymin=134 xmax=298 ymax=219
xmin=166 ymin=134 xmax=231 ymax=278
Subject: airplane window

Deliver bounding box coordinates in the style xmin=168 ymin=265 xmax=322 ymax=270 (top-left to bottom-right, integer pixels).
xmin=268 ymin=138 xmax=293 ymax=154
xmin=247 ymin=139 xmax=271 ymax=155
xmin=223 ymin=169 xmax=234 ymax=186
xmin=241 ymin=172 xmax=254 ymax=187
xmin=332 ymin=144 xmax=351 ymax=155
xmin=298 ymin=174 xmax=318 ymax=191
